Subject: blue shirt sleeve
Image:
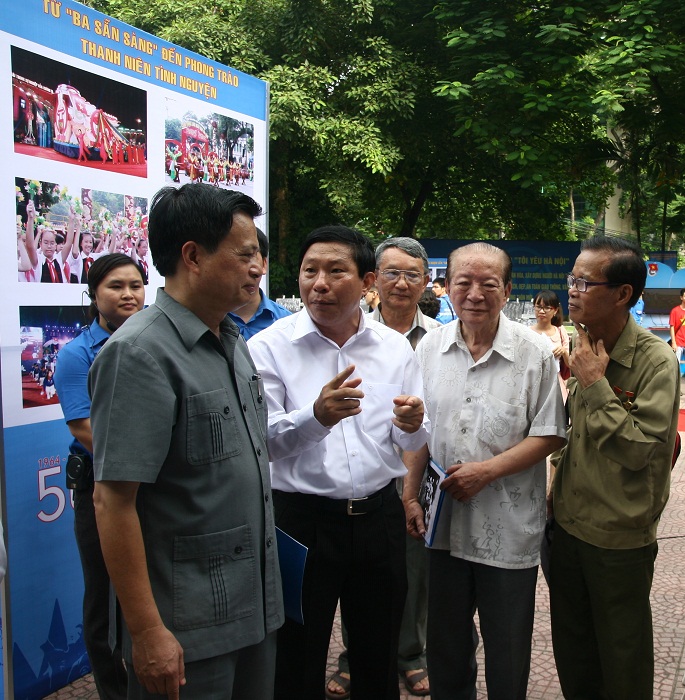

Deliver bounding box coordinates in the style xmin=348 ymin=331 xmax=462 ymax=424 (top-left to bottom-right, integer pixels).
xmin=228 ymin=292 xmax=292 ymax=340
xmin=435 ymin=296 xmax=456 ymax=325
xmin=53 ymin=329 xmax=97 ymax=423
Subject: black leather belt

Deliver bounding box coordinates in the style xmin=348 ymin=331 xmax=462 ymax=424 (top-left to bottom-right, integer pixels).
xmin=274 ymin=481 xmax=396 ymax=516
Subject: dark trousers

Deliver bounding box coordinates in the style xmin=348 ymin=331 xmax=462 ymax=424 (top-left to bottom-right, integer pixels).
xmin=550 ymin=524 xmax=657 ymax=700
xmin=74 ymin=486 xmax=128 ymax=700
xmin=426 ymin=549 xmax=538 ymax=700
xmin=273 ymin=486 xmax=407 ymax=700
xmin=126 ymin=631 xmax=277 ymax=699
xmin=338 ymin=531 xmax=427 ymax=673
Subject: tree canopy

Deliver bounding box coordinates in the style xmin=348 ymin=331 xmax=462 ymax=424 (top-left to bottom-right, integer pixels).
xmin=85 ymin=0 xmax=685 ymax=293
xmin=433 ymin=0 xmax=685 ymax=249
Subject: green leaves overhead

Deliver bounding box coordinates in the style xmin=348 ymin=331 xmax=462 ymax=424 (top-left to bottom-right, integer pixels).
xmin=85 ymin=0 xmax=685 ymax=291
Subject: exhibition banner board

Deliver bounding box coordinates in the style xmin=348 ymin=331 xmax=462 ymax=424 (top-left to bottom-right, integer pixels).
xmin=424 ymin=239 xmax=581 ymax=312
xmin=0 ymin=3 xmax=268 ymax=697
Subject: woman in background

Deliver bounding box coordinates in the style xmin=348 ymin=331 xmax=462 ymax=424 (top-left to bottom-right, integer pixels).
xmin=53 ymin=253 xmax=145 ymax=700
xmin=531 ymin=290 xmax=570 ymax=401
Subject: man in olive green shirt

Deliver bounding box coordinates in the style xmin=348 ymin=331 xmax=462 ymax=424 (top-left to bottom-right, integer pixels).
xmin=550 ymin=236 xmax=680 ymax=700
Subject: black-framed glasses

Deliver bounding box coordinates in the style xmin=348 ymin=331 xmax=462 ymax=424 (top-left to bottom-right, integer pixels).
xmin=534 ymin=305 xmax=554 ymax=312
xmin=566 ymin=273 xmax=620 ymax=293
xmin=377 ymin=269 xmax=425 ymax=285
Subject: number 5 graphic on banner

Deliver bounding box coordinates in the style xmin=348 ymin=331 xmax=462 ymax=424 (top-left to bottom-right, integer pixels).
xmin=38 ymin=465 xmax=66 ymax=522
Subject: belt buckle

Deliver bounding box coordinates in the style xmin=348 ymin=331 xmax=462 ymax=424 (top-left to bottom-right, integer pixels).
xmin=347 ymin=496 xmax=368 ymax=516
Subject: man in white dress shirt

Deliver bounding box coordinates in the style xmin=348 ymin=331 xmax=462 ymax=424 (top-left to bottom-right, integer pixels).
xmin=403 ymin=242 xmax=566 ymax=700
xmin=248 ymin=225 xmax=430 ymax=700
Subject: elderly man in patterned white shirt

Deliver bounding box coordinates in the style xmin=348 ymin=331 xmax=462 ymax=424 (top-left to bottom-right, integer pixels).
xmin=403 ymin=242 xmax=566 ymax=700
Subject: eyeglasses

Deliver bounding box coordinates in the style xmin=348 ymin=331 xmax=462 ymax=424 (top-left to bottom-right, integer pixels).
xmin=377 ymin=269 xmax=425 ymax=285
xmin=566 ymin=273 xmax=620 ymax=293
xmin=534 ymin=305 xmax=554 ymax=312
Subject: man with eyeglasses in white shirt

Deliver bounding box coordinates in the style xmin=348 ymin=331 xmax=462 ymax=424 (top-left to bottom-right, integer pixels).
xmin=248 ymin=225 xmax=430 ymax=700
xmin=550 ymin=236 xmax=680 ymax=700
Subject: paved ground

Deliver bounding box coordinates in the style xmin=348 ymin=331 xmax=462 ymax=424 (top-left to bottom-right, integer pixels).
xmin=45 ymin=392 xmax=685 ymax=700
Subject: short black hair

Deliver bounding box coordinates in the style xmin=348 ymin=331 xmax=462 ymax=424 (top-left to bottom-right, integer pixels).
xmin=580 ymin=237 xmax=646 ymax=307
xmin=148 ymin=184 xmax=262 ymax=276
xmin=418 ymin=289 xmax=440 ymax=318
xmin=433 ymin=277 xmax=446 ymax=286
xmin=534 ymin=289 xmax=563 ymax=327
xmin=86 ymin=253 xmax=143 ymax=321
xmin=298 ymin=225 xmax=375 ymax=279
xmin=256 ymin=228 xmax=269 ymax=259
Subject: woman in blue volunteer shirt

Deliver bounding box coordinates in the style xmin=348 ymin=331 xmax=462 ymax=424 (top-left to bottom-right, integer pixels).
xmin=54 ymin=253 xmax=145 ymax=700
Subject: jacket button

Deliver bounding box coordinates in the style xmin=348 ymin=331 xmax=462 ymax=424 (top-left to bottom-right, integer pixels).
xmin=257 ymin=448 xmax=262 ymax=456
xmin=266 ymin=538 xmax=273 ymax=547
xmin=224 ymin=406 xmax=230 ymax=414
xmin=234 ymin=546 xmax=243 ymax=554
xmin=242 ymin=403 xmax=248 ymax=412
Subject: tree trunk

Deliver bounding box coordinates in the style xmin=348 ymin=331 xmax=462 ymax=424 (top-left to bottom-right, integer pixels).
xmin=399 ymin=178 xmax=433 ymax=237
xmin=272 ymin=142 xmax=291 ymax=267
xmin=633 ymin=193 xmax=641 ymax=248
xmin=661 ymin=191 xmax=668 ymax=252
xmin=274 ymin=175 xmax=290 ymax=266
xmin=632 ymin=165 xmax=642 ymax=248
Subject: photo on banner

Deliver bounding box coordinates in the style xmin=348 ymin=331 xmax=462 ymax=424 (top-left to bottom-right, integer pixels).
xmin=164 ymin=98 xmax=255 ymax=192
xmin=12 ymin=45 xmax=147 ymax=176
xmin=16 ymin=177 xmax=149 ymax=286
xmin=20 ymin=306 xmax=92 ymax=410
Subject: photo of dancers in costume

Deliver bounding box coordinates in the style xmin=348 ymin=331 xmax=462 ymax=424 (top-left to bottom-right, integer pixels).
xmin=12 ymin=46 xmax=147 ymax=177
xmin=164 ymin=102 xmax=254 ymax=191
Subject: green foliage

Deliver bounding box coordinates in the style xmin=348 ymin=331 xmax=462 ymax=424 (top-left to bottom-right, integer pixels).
xmin=432 ymin=0 xmax=685 ymax=250
xmin=164 ymin=118 xmax=182 ymax=141
xmin=84 ymin=0 xmax=685 ymax=295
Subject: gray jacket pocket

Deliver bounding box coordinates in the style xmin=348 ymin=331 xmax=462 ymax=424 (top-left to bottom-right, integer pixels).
xmin=172 ymin=525 xmax=256 ymax=630
xmin=186 ymin=389 xmax=242 ymax=465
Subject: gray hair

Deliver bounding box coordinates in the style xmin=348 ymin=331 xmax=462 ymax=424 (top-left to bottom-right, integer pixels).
xmin=375 ymin=237 xmax=429 ymax=274
xmin=447 ymin=242 xmax=512 ymax=287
